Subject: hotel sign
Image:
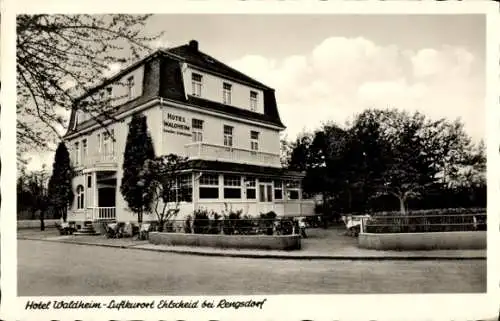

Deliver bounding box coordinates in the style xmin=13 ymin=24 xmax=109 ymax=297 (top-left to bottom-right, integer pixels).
xmin=164 ymin=113 xmax=192 ymax=137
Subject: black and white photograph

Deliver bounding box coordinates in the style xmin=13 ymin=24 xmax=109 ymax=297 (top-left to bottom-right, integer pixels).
xmin=2 ymin=2 xmax=499 ymax=320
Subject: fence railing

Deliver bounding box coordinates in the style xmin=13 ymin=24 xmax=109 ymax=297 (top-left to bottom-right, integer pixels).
xmin=361 ymin=213 xmax=487 ymax=234
xmin=142 ymin=217 xmax=307 ymax=236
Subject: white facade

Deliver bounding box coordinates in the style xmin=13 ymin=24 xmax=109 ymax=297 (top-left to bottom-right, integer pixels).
xmin=66 ymin=45 xmax=315 ymax=225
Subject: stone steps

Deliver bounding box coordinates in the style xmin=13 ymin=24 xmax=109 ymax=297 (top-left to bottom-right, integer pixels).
xmin=73 ymin=221 xmax=100 ymax=236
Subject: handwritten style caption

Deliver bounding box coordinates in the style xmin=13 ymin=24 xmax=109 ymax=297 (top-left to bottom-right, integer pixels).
xmin=25 ymin=298 xmax=267 ymax=311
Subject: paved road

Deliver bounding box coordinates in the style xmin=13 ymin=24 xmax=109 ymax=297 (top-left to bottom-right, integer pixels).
xmin=18 ymin=240 xmax=486 ymax=296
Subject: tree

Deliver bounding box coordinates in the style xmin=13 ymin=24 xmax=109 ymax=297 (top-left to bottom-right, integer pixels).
xmin=47 ymin=142 xmax=74 ymax=222
xmin=17 ymin=14 xmax=162 ymax=155
xmin=287 ymin=131 xmax=313 ymax=171
xmin=18 ymin=168 xmax=51 ymax=230
xmin=139 ymin=154 xmax=190 ymax=232
xmin=353 ymin=109 xmax=475 ymax=215
xmin=120 ymin=113 xmax=156 ymax=223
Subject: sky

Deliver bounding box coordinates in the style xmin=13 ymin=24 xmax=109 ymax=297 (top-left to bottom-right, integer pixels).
xmin=25 ymin=14 xmax=486 ymax=171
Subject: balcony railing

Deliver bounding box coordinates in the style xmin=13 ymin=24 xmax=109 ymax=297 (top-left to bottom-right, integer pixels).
xmin=88 ymin=207 xmax=116 ymax=221
xmin=73 ymin=153 xmax=117 ymax=169
xmin=185 ymin=142 xmax=281 ymax=167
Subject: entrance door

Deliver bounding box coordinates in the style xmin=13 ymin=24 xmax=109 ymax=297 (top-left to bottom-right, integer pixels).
xmin=259 ymin=183 xmax=273 ymax=203
xmin=98 ymin=188 xmax=116 ymax=207
xmin=258 ymin=182 xmax=274 ymax=214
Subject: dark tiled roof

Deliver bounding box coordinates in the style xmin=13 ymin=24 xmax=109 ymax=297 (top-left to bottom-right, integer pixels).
xmin=67 ymin=41 xmax=286 ymax=136
xmin=166 ymin=44 xmax=271 ymax=90
xmin=184 ymin=96 xmax=285 ymax=128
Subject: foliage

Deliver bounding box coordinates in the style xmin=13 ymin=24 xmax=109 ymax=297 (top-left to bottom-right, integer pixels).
xmin=47 ymin=142 xmax=74 ymax=222
xmin=139 ymin=154 xmax=189 ymax=231
xmin=17 ymin=14 xmax=162 ymax=154
xmin=16 ymin=167 xmax=51 ymax=230
xmin=184 ymin=215 xmax=192 ymax=234
xmin=364 ymin=210 xmax=486 ymax=233
xmin=287 ymin=108 xmax=485 ymax=215
xmin=120 ymin=113 xmax=156 ymax=223
xmin=192 ymin=208 xmax=211 ymax=234
xmin=259 ymin=211 xmax=277 ymax=235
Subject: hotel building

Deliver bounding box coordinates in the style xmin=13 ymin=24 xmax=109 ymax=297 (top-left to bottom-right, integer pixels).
xmin=64 ymin=40 xmax=315 ymax=224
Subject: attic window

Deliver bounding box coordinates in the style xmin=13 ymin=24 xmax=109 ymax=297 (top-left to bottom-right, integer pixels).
xmin=204 ymin=56 xmax=215 ymax=64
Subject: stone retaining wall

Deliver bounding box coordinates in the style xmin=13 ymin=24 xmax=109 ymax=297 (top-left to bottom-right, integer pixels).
xmin=358 ymin=231 xmax=486 ymax=250
xmin=149 ymin=232 xmax=301 ymax=251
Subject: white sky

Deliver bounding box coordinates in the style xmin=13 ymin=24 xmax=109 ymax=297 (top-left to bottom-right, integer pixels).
xmin=24 ymin=14 xmax=486 ymax=171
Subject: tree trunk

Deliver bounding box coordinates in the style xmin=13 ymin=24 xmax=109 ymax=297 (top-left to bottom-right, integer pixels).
xmin=399 ymin=197 xmax=406 ymax=216
xmin=62 ymin=207 xmax=67 ymax=223
xmin=138 ymin=209 xmax=143 ymax=224
xmin=40 ymin=210 xmax=45 ymax=231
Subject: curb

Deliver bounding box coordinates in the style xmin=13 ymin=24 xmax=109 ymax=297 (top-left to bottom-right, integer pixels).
xmin=18 ymin=237 xmax=487 ymax=261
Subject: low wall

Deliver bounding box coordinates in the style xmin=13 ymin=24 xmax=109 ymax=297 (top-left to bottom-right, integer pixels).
xmin=149 ymin=232 xmax=301 ymax=251
xmin=358 ymin=231 xmax=486 ymax=250
xmin=17 ymin=219 xmax=60 ymax=230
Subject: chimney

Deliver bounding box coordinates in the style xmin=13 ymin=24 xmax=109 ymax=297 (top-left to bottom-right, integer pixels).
xmin=189 ymin=40 xmax=199 ymax=51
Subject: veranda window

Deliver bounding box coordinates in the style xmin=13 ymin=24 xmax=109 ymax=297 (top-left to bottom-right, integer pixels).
xmin=245 ymin=176 xmax=256 ymax=199
xmin=224 ymin=175 xmax=241 ymax=199
xmin=199 ymin=174 xmax=219 ymax=199
xmin=285 ymin=180 xmax=301 ymax=200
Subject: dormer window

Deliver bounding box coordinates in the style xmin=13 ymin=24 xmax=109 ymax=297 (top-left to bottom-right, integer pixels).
xmin=126 ymin=76 xmax=134 ymax=100
xmin=106 ymin=86 xmax=113 ymax=98
xmin=250 ymin=91 xmax=258 ymax=111
xmin=192 ymin=73 xmax=203 ymax=97
xmin=223 ymin=83 xmax=232 ymax=105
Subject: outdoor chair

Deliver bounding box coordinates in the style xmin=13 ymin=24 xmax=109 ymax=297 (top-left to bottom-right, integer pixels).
xmin=138 ymin=223 xmax=151 ymax=240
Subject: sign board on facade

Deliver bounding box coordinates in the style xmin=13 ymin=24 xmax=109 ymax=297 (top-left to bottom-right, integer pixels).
xmin=164 ymin=113 xmax=192 ymax=137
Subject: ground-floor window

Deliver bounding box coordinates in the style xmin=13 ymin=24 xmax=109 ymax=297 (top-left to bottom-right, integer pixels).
xmin=224 ymin=175 xmax=241 ymax=199
xmin=244 ymin=176 xmax=256 ymax=199
xmin=258 ymin=178 xmax=273 ymax=203
xmin=76 ymin=185 xmax=85 ymax=209
xmin=274 ymin=180 xmax=283 ymax=200
xmin=165 ymin=174 xmax=193 ymax=203
xmin=199 ymin=173 xmax=219 ymax=199
xmin=285 ymin=180 xmax=301 ymax=200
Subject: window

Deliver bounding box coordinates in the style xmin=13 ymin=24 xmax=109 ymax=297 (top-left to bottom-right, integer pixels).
xmin=76 ymin=185 xmax=85 ymax=209
xmin=126 ymin=76 xmax=134 ymax=100
xmin=224 ymin=175 xmax=241 ymax=199
xmin=192 ymin=73 xmax=203 ymax=97
xmin=105 ymin=86 xmax=113 ymax=102
xmin=102 ymin=129 xmax=115 ymax=157
xmin=87 ymin=175 xmax=92 ymax=188
xmin=286 ymin=180 xmax=301 ymax=200
xmin=223 ymin=83 xmax=232 ymax=105
xmin=250 ymin=131 xmax=259 ymax=152
xmin=74 ymin=142 xmax=80 ymax=165
xmin=274 ymin=180 xmax=283 ymax=200
xmin=250 ymin=91 xmax=258 ymax=111
xmin=178 ymin=174 xmax=193 ymax=202
xmin=199 ymin=174 xmax=219 ymax=199
xmin=82 ymin=139 xmax=88 ymax=163
xmin=244 ymin=176 xmax=256 ymax=199
xmin=223 ymin=125 xmax=233 ymax=147
xmin=192 ymin=119 xmax=204 ymax=142
xmin=166 ymin=174 xmax=193 ymax=203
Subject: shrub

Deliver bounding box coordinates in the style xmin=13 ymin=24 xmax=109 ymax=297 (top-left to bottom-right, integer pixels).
xmin=207 ymin=212 xmax=222 ymax=235
xmin=193 ymin=209 xmax=210 ymax=234
xmin=184 ymin=215 xmax=192 ymax=234
xmin=259 ymin=211 xmax=277 ymax=235
xmin=222 ymin=209 xmax=243 ymax=235
xmin=364 ymin=210 xmax=487 ymax=233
